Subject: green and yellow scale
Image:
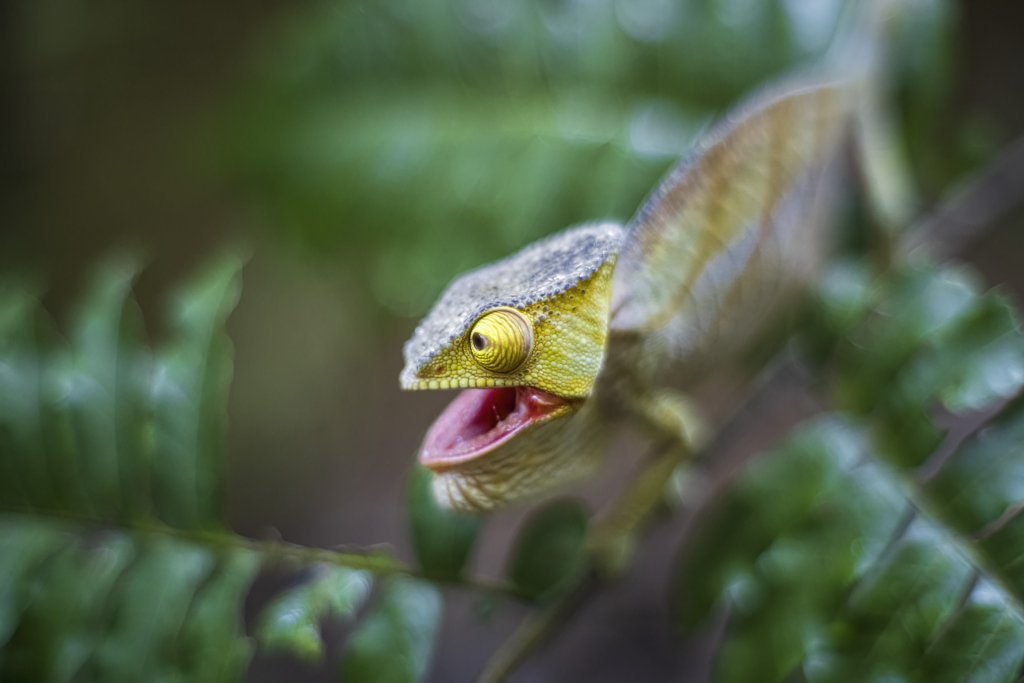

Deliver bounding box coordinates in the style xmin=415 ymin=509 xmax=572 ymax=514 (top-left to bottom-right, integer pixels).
xmin=400 ymin=2 xmax=900 ymax=513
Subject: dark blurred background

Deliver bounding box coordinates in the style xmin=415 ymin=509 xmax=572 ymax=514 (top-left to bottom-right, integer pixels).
xmin=1 ymin=0 xmax=1023 ymax=680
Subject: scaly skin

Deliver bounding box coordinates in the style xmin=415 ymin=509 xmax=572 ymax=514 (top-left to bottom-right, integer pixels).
xmin=400 ymin=224 xmax=621 ymax=509
xmin=400 ymin=224 xmax=621 ymax=397
xmin=401 ymin=71 xmax=868 ymax=512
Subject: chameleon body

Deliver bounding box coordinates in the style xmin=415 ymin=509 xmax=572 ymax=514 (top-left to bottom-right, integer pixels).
xmin=401 ymin=12 xmax=891 ymax=510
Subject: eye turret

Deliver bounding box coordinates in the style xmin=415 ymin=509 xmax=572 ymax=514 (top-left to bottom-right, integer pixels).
xmin=468 ymin=308 xmax=533 ymax=373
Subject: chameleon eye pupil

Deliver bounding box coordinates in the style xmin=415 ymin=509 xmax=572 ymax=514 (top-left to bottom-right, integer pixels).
xmin=472 ymin=333 xmax=487 ymax=351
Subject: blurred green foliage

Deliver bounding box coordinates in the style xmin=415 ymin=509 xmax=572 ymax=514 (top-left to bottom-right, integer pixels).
xmin=0 ymin=258 xmax=450 ymax=682
xmin=339 ymin=577 xmax=443 ymax=683
xmin=407 ymin=464 xmax=482 ymax=582
xmin=673 ymin=259 xmax=1024 ymax=682
xmin=257 ymin=565 xmax=372 ymax=663
xmin=0 ymin=255 xmax=261 ymax=682
xmin=0 ymin=253 xmax=240 ymax=528
xmin=220 ymin=0 xmax=973 ymax=318
xmin=829 ymin=261 xmax=1024 ymax=466
xmin=505 ymin=499 xmax=589 ymax=602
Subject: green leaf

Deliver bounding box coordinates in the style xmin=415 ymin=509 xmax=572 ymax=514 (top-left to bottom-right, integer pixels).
xmin=95 ymin=538 xmax=215 ymax=682
xmin=151 ymin=255 xmax=244 ymax=530
xmin=673 ymin=416 xmax=875 ymax=632
xmin=979 ymin=513 xmax=1024 ymax=598
xmin=673 ymin=418 xmax=908 ymax=683
xmin=833 ymin=261 xmax=981 ymax=418
xmin=259 ymin=592 xmax=323 ymax=663
xmin=920 ymin=579 xmax=1024 ymax=683
xmin=872 ymin=289 xmax=1024 ymax=467
xmin=340 ymin=577 xmax=443 ymax=683
xmin=0 ymin=250 xmax=362 ymax=683
xmin=932 ymin=294 xmax=1024 ymax=413
xmin=674 ymin=410 xmax=1024 ymax=683
xmin=928 ymin=397 xmax=1024 ymax=536
xmin=675 ymin=255 xmax=1024 ymax=682
xmin=0 ymin=256 xmax=266 ymax=682
xmin=888 ymin=0 xmax=967 ymax=193
xmin=406 ymin=464 xmax=482 ymax=582
xmin=812 ymin=259 xmax=876 ymax=338
xmin=0 ymin=515 xmax=67 ymax=649
xmin=1 ymin=528 xmax=134 ymax=683
xmin=178 ymin=548 xmax=262 ymax=683
xmin=36 ymin=319 xmax=92 ymax=515
xmin=804 ymin=519 xmax=975 ymax=683
xmin=0 ymin=281 xmax=56 ymax=511
xmin=0 ymin=524 xmax=263 ymax=683
xmin=506 ymin=499 xmax=588 ymax=602
xmin=67 ymin=253 xmax=151 ymax=520
xmin=257 ymin=564 xmax=372 ymax=663
xmin=0 ymin=254 xmax=247 ymax=531
xmin=827 ymin=261 xmax=1024 ymax=469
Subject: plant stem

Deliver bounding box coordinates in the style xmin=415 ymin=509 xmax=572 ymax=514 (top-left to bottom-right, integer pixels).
xmin=470 ymin=444 xmax=692 ymax=683
xmin=588 ymin=440 xmax=688 ymax=578
xmin=472 ymin=360 xmax=811 ymax=683
xmin=475 ymin=573 xmax=597 ymax=683
xmin=903 ymin=134 xmax=1024 ymax=259
xmin=469 ymin=445 xmax=686 ymax=683
xmin=0 ymin=508 xmax=519 ymax=598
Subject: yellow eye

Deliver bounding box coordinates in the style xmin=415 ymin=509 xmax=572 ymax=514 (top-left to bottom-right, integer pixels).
xmin=469 ymin=308 xmax=533 ymax=373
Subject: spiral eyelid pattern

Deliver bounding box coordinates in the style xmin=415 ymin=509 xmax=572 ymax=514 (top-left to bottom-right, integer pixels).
xmin=469 ymin=308 xmax=533 ymax=373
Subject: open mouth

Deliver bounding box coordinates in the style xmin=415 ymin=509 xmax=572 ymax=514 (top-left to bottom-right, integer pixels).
xmin=419 ymin=386 xmax=574 ymax=470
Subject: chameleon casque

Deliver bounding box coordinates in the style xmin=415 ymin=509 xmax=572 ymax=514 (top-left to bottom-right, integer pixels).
xmin=401 ymin=4 xmax=897 ymax=512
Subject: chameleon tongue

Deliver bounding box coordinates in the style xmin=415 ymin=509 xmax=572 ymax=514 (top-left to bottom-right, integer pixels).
xmin=419 ymin=386 xmax=569 ymax=470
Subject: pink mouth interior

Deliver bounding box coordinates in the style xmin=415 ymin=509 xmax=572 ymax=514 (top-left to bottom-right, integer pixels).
xmin=420 ymin=386 xmax=571 ymax=469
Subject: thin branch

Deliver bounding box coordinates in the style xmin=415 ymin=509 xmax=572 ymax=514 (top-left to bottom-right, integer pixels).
xmin=468 ymin=445 xmax=691 ymax=683
xmin=917 ymin=397 xmax=1012 ymax=484
xmin=471 ymin=432 xmax=717 ymax=682
xmin=468 ymin=444 xmax=693 ymax=683
xmin=475 ymin=573 xmax=597 ymax=683
xmin=0 ymin=508 xmax=524 ymax=600
xmin=0 ymin=506 xmax=412 ymax=571
xmin=589 ymin=440 xmax=687 ymax=578
xmin=903 ymin=135 xmax=1024 ymax=259
xmin=975 ymin=503 xmax=1024 ymax=542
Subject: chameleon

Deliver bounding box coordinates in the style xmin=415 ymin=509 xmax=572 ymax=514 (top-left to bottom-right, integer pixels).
xmin=400 ymin=2 xmax=904 ymax=513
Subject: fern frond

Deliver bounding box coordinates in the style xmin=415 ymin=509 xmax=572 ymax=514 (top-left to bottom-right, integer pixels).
xmin=0 ymin=256 xmax=448 ymax=682
xmin=673 ymin=259 xmax=1024 ymax=682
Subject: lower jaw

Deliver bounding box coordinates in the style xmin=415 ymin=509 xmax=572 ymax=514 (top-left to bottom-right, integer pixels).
xmin=424 ymin=406 xmax=603 ymax=512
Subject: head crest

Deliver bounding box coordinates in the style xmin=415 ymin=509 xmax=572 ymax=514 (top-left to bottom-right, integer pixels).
xmin=401 ymin=222 xmax=622 ymax=387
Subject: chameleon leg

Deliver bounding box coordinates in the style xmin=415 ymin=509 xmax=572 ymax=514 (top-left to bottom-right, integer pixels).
xmin=588 ymin=351 xmax=814 ymax=577
xmin=588 ymin=390 xmax=706 ymax=577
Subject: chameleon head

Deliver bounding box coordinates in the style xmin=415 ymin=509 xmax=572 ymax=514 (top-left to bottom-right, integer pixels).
xmin=400 ymin=223 xmax=622 ymax=512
